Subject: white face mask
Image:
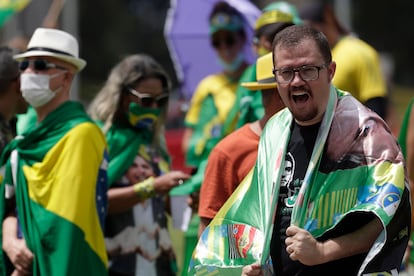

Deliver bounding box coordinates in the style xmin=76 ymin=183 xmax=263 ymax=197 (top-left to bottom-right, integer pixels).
xmin=20 ymin=73 xmax=63 ymax=107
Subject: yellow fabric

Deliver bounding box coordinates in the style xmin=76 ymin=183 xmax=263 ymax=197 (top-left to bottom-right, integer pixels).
xmin=332 ymin=35 xmax=386 ymax=103
xmin=185 ymin=73 xmax=238 ymax=127
xmin=23 ymin=122 xmax=108 ymax=265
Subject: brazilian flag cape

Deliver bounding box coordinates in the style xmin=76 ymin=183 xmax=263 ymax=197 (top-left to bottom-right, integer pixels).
xmin=102 ymin=122 xmax=170 ymax=187
xmin=0 ymin=101 xmax=108 ymax=275
xmin=189 ymin=87 xmax=410 ymax=275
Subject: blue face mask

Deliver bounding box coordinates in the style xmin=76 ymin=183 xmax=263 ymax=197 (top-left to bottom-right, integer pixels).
xmin=217 ymin=51 xmax=245 ymax=73
xmin=127 ymin=102 xmax=161 ymax=130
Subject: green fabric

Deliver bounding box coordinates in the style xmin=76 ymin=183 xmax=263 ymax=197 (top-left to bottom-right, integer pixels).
xmin=103 ymin=122 xmax=169 ymax=186
xmin=189 ymin=87 xmax=409 ymax=275
xmin=16 ymin=106 xmax=38 ymax=135
xmin=398 ymin=98 xmax=414 ymax=158
xmin=398 ymin=98 xmax=414 ymax=264
xmin=1 ymin=102 xmax=91 ymax=164
xmin=185 ymin=94 xmax=219 ymax=168
xmin=0 ymin=102 xmax=108 ymax=275
xmin=0 ymin=0 xmax=30 ymax=27
xmin=185 ymin=74 xmax=238 ymax=169
xmin=223 ymin=64 xmax=264 ymax=135
xmin=181 ymin=214 xmax=200 ymax=276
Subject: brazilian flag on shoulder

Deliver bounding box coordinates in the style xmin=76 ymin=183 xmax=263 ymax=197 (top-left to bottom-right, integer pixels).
xmin=0 ymin=102 xmax=108 ymax=275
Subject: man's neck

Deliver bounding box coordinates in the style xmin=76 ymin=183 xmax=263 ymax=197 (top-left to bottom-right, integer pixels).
xmin=36 ymin=98 xmax=67 ymax=122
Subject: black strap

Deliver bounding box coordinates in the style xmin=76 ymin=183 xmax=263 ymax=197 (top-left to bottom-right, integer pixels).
xmin=26 ymin=47 xmax=74 ymax=57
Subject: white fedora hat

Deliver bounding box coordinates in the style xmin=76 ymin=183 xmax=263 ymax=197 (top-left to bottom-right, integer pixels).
xmin=14 ymin=28 xmax=86 ymax=72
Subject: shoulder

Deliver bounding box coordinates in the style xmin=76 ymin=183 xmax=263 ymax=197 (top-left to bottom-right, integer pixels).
xmin=195 ymin=73 xmax=228 ymax=92
xmin=336 ymin=93 xmax=370 ymax=117
xmin=215 ymin=124 xmax=259 ymax=151
xmin=327 ymin=95 xmax=396 ymax=160
xmin=334 ymin=35 xmax=379 ymax=60
xmin=66 ymin=121 xmax=106 ymax=147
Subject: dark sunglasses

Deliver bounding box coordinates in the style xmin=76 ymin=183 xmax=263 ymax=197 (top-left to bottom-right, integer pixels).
xmin=19 ymin=59 xmax=67 ymax=71
xmin=128 ymin=88 xmax=169 ymax=107
xmin=211 ymin=35 xmax=236 ymax=49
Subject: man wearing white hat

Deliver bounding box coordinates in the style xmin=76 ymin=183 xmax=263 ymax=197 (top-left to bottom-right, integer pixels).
xmin=0 ymin=28 xmax=108 ymax=275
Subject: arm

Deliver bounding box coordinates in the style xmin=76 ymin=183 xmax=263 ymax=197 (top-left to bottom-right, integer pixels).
xmin=2 ymin=215 xmax=33 ymax=275
xmin=198 ymin=217 xmax=212 ymax=237
xmin=108 ymin=171 xmax=191 ymax=214
xmin=181 ymin=127 xmax=193 ymax=155
xmin=285 ymin=217 xmax=382 ymax=266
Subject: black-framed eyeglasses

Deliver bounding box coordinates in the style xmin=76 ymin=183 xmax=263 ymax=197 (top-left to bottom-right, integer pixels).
xmin=19 ymin=59 xmax=67 ymax=71
xmin=211 ymin=35 xmax=236 ymax=49
xmin=272 ymin=63 xmax=329 ymax=84
xmin=128 ymin=88 xmax=169 ymax=107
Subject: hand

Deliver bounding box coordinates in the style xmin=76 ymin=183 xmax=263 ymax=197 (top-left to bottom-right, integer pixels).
xmin=241 ymin=263 xmax=262 ymax=276
xmin=11 ymin=269 xmax=31 ymax=276
xmin=285 ymin=225 xmax=325 ymax=266
xmin=3 ymin=237 xmax=33 ymax=275
xmin=154 ymin=170 xmax=191 ymax=194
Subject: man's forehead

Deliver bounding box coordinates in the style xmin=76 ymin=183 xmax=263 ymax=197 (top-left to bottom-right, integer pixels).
xmin=274 ymin=41 xmax=322 ymax=64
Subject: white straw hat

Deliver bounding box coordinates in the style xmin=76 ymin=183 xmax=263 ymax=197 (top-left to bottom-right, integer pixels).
xmin=14 ymin=28 xmax=86 ymax=72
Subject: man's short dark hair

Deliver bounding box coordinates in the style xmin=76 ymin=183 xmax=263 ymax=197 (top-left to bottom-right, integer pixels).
xmin=272 ymin=25 xmax=332 ymax=65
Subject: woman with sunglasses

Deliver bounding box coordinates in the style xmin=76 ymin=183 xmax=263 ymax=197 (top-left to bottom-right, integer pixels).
xmin=88 ymin=54 xmax=190 ymax=276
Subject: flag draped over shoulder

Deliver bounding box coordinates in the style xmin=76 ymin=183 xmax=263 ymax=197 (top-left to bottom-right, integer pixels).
xmin=102 ymin=123 xmax=170 ymax=186
xmin=189 ymin=87 xmax=410 ymax=275
xmin=0 ymin=0 xmax=30 ymax=27
xmin=0 ymin=101 xmax=108 ymax=276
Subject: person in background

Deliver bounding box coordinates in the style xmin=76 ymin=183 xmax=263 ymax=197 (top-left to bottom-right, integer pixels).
xmin=104 ymin=153 xmax=177 ymax=276
xmin=1 ymin=28 xmax=108 ymax=275
xmin=397 ymin=99 xmax=414 ymax=276
xmin=0 ymin=46 xmax=27 ymax=155
xmin=88 ymin=54 xmax=190 ymax=276
xmin=178 ymin=2 xmax=252 ymax=274
xmin=223 ymin=1 xmax=301 ymax=134
xmin=181 ymin=1 xmax=249 ymax=171
xmin=298 ymin=0 xmax=396 ymax=130
xmin=198 ymin=52 xmax=285 ymax=236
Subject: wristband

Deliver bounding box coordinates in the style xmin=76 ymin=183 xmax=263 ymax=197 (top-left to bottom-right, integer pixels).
xmin=133 ymin=177 xmax=156 ymax=200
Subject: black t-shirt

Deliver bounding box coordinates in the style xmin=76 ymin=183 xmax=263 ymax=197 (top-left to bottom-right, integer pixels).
xmin=270 ymin=121 xmax=370 ymax=275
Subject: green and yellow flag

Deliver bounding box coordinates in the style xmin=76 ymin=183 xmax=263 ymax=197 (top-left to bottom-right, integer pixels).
xmin=0 ymin=101 xmax=108 ymax=275
xmin=189 ymin=87 xmax=410 ymax=275
xmin=0 ymin=0 xmax=30 ymax=27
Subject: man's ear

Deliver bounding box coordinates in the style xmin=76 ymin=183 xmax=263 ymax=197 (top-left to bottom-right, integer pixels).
xmin=328 ymin=61 xmax=336 ymax=82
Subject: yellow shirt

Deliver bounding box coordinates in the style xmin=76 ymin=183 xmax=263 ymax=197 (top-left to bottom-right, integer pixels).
xmin=184 ymin=73 xmax=238 ymax=167
xmin=332 ymin=35 xmax=386 ymax=103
